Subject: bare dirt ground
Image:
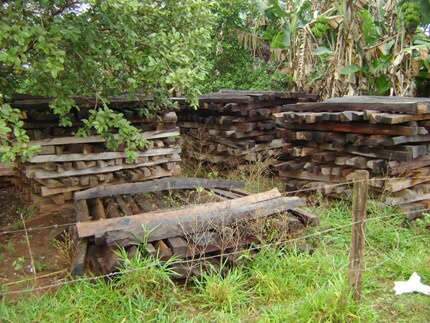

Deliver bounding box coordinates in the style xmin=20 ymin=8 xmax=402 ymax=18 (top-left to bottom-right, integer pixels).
xmin=0 ymin=185 xmax=74 ymax=294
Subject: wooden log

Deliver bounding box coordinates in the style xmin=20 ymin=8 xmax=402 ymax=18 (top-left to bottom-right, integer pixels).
xmin=76 ymin=189 xmax=304 ymax=245
xmin=287 ymin=122 xmax=426 ymax=136
xmin=74 ymin=177 xmax=244 ymax=200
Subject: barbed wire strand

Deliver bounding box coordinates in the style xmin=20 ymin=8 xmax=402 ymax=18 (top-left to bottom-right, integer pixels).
xmin=2 ymin=206 xmax=429 ymax=297
xmin=3 ymin=173 xmax=430 ymax=237
xmin=0 ymin=178 xmax=360 ymax=237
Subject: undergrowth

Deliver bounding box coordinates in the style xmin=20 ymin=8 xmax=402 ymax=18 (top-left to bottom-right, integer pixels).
xmin=1 ymin=160 xmax=429 ymax=321
xmin=1 ymin=199 xmax=429 ymax=322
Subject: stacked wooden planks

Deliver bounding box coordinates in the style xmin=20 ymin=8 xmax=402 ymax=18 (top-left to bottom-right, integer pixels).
xmin=71 ymin=177 xmax=318 ymax=277
xmin=274 ymin=96 xmax=430 ymax=218
xmin=10 ymin=96 xmax=181 ymax=213
xmin=178 ymin=90 xmax=318 ymax=165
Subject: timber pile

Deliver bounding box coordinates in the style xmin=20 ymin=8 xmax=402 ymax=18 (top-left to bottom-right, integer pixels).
xmin=0 ymin=163 xmax=15 ymax=183
xmin=178 ymin=90 xmax=318 ymax=165
xmin=71 ymin=177 xmax=317 ymax=277
xmin=275 ymin=96 xmax=430 ymax=219
xmin=10 ymin=96 xmax=181 ymax=213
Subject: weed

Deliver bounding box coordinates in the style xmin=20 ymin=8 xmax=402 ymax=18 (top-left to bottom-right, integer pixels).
xmin=52 ymin=231 xmax=75 ymax=268
xmin=116 ymin=248 xmax=177 ymax=299
xmin=194 ymin=266 xmax=251 ymax=312
xmin=0 ymin=197 xmax=429 ymax=322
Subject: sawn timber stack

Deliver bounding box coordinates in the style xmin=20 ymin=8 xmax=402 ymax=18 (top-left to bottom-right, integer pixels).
xmin=179 ymin=90 xmax=317 ymax=166
xmin=71 ymin=177 xmax=317 ymax=277
xmin=10 ymin=95 xmax=181 ymax=213
xmin=274 ymin=95 xmax=430 ymax=219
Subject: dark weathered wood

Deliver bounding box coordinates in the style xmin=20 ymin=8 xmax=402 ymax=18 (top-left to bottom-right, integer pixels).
xmin=30 ymin=156 xmax=181 ymax=179
xmin=114 ymin=196 xmax=133 ymax=216
xmin=76 ymin=189 xmax=304 ymax=245
xmin=289 ymin=208 xmax=320 ymax=226
xmin=29 ymin=148 xmax=180 ymax=163
xmin=30 ymin=128 xmax=180 ymax=147
xmin=348 ymin=170 xmax=369 ymax=302
xmin=71 ymin=200 xmax=91 ymax=276
xmin=287 ymin=122 xmax=426 ymax=136
xmin=74 ymin=177 xmax=244 ymax=200
xmin=388 ymin=156 xmax=430 ymax=175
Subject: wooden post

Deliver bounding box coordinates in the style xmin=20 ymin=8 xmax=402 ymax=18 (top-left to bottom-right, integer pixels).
xmin=349 ymin=170 xmax=369 ymax=301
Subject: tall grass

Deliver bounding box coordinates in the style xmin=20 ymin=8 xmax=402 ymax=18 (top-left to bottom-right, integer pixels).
xmin=1 ymin=201 xmax=429 ymax=322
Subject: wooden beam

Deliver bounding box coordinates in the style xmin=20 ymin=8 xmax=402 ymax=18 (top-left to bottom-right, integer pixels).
xmin=76 ymin=189 xmax=303 ymax=243
xmin=30 ymin=128 xmax=180 ymax=147
xmin=75 ymin=177 xmax=244 ymax=200
xmin=287 ymin=122 xmax=426 ymax=136
xmin=28 ymin=156 xmax=181 ymax=179
xmin=29 ymin=148 xmax=180 ymax=163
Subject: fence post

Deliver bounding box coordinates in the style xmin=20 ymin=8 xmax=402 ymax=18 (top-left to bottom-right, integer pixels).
xmin=349 ymin=170 xmax=369 ymax=301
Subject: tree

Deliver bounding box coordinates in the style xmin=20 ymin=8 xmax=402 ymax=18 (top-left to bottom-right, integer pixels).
xmin=0 ymin=0 xmax=214 ymax=162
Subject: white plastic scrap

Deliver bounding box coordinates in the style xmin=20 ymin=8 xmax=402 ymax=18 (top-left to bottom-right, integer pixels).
xmin=393 ymin=272 xmax=430 ymax=296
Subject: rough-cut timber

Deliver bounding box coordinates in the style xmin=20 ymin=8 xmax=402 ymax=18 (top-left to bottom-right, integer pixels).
xmin=179 ymin=90 xmax=317 ymax=166
xmin=275 ymin=95 xmax=430 ymax=219
xmin=9 ymin=95 xmax=182 ymax=213
xmin=71 ymin=179 xmax=317 ymax=277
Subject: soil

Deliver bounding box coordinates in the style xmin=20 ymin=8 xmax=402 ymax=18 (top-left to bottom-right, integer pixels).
xmin=0 ymin=185 xmax=75 ymax=295
xmin=0 ymin=187 xmax=221 ymax=296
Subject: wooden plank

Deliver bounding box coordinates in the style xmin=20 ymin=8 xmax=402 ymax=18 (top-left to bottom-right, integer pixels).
xmin=30 ymin=128 xmax=180 ymax=147
xmin=166 ymin=237 xmax=191 ymax=258
xmin=70 ymin=200 xmax=91 ymax=276
xmin=287 ymin=122 xmax=426 ymax=136
xmin=114 ymin=196 xmax=133 ymax=216
xmin=41 ymin=185 xmax=88 ymax=197
xmin=389 ymin=156 xmax=430 ymax=175
xmin=29 ymin=156 xmax=181 ymax=179
xmin=74 ymin=177 xmax=244 ymax=200
xmin=283 ymin=100 xmax=430 ymax=114
xmin=76 ymin=189 xmax=303 ymax=242
xmin=289 ymin=208 xmax=320 ymax=226
xmin=366 ymin=112 xmax=430 ymax=124
xmin=29 ymin=148 xmax=180 ymax=163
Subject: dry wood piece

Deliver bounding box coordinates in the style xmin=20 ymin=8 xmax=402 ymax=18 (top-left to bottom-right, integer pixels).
xmin=71 ymin=181 xmax=317 ymax=277
xmin=277 ymin=95 xmax=430 ymax=220
xmin=179 ymin=90 xmax=317 ymax=166
xmin=10 ymin=96 xmax=182 ymax=212
xmin=74 ymin=177 xmax=245 ymax=200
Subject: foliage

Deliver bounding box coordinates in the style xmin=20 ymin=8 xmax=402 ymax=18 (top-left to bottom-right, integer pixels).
xmin=359 ymin=9 xmax=379 ymax=46
xmin=0 ymin=0 xmax=214 ymax=162
xmin=311 ymin=16 xmax=331 ymax=39
xmin=400 ymin=2 xmax=423 ymax=33
xmin=1 ymin=199 xmax=429 ymax=321
xmin=232 ymin=0 xmax=430 ymax=97
xmin=0 ymin=100 xmax=39 ymax=163
xmin=203 ymin=0 xmax=293 ymax=92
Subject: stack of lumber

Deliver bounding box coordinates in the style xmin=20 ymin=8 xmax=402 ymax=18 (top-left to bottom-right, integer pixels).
xmin=178 ymin=90 xmax=318 ymax=165
xmin=10 ymin=96 xmax=181 ymax=213
xmin=0 ymin=163 xmax=15 ymax=178
xmin=274 ymin=96 xmax=430 ymax=218
xmin=71 ymin=177 xmax=318 ymax=277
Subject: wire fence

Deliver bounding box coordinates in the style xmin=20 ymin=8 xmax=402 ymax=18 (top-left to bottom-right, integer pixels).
xmin=0 ymin=174 xmax=429 ymax=297
xmin=2 ymin=174 xmax=430 ymax=237
xmin=1 ymin=201 xmax=429 ymax=297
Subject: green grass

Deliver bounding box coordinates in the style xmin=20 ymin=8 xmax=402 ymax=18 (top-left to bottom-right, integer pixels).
xmin=1 ymin=200 xmax=429 ymax=322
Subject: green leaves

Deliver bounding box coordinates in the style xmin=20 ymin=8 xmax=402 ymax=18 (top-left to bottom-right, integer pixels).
xmin=0 ymin=102 xmax=40 ymax=163
xmin=359 ymin=9 xmax=379 ymax=46
xmin=0 ymin=0 xmax=214 ymax=160
xmin=340 ymin=65 xmax=361 ymax=76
